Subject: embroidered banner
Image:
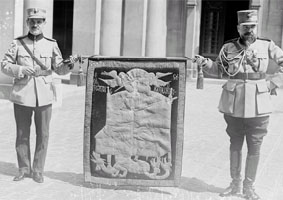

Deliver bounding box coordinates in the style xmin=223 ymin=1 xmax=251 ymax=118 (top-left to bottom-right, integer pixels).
xmin=84 ymin=56 xmax=187 ymax=186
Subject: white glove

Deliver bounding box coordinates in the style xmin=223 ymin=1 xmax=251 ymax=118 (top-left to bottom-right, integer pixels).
xmin=269 ymin=81 xmax=278 ymax=96
xmin=63 ymin=55 xmax=80 ymax=69
xmin=21 ymin=66 xmax=35 ymax=76
xmin=64 ymin=54 xmax=79 ymax=64
xmin=194 ymin=55 xmax=208 ymax=66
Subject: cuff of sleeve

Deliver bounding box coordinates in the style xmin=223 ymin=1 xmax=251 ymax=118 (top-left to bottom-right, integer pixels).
xmin=68 ymin=63 xmax=74 ymax=70
xmin=270 ymin=81 xmax=278 ymax=90
xmin=203 ymin=58 xmax=213 ymax=68
xmin=18 ymin=66 xmax=24 ymax=78
xmin=270 ymin=73 xmax=283 ymax=88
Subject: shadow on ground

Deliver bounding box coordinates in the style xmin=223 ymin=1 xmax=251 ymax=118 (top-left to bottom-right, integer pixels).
xmin=0 ymin=161 xmax=18 ymax=177
xmin=0 ymin=162 xmax=223 ymax=196
xmin=179 ymin=177 xmax=224 ymax=193
xmin=44 ymin=171 xmax=172 ymax=195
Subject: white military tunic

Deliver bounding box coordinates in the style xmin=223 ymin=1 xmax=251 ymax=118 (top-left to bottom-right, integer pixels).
xmin=204 ymin=37 xmax=283 ymax=118
xmin=1 ymin=33 xmax=71 ymax=107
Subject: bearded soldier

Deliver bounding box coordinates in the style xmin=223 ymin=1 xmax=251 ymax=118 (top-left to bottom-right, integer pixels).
xmin=195 ymin=10 xmax=283 ymax=200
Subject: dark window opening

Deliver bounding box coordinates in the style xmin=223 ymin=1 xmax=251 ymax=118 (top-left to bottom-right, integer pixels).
xmin=199 ymin=0 xmax=249 ymax=61
xmin=53 ymin=0 xmax=74 ymax=59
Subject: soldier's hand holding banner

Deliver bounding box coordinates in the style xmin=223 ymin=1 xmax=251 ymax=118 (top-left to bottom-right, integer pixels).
xmin=63 ymin=54 xmax=80 ymax=69
xmin=192 ymin=55 xmax=209 ymax=89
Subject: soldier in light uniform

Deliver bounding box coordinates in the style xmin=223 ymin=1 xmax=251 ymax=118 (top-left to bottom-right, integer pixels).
xmin=195 ymin=10 xmax=283 ymax=200
xmin=1 ymin=8 xmax=78 ymax=183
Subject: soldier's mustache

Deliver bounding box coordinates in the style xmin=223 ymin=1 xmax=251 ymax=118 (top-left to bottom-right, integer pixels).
xmin=244 ymin=32 xmax=254 ymax=36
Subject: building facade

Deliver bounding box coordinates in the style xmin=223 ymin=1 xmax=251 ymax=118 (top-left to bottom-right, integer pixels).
xmin=0 ymin=0 xmax=283 ymax=87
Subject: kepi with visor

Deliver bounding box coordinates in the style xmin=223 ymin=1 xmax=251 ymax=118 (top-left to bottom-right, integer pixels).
xmin=27 ymin=8 xmax=46 ymax=19
xmin=237 ymin=10 xmax=258 ymax=25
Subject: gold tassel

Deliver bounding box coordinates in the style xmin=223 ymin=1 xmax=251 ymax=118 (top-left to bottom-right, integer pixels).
xmin=77 ymin=57 xmax=85 ymax=86
xmin=196 ymin=65 xmax=204 ymax=89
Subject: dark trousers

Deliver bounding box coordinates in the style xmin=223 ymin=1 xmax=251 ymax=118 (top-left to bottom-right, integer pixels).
xmin=224 ymin=114 xmax=269 ymax=155
xmin=224 ymin=114 xmax=269 ymax=183
xmin=14 ymin=103 xmax=52 ymax=174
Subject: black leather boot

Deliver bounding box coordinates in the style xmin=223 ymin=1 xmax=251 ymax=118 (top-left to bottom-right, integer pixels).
xmin=220 ymin=151 xmax=242 ymax=197
xmin=243 ymin=155 xmax=261 ymax=200
xmin=13 ymin=171 xmax=32 ymax=181
xmin=219 ymin=179 xmax=241 ymax=197
xmin=243 ymin=179 xmax=261 ymax=200
xmin=33 ymin=172 xmax=44 ymax=183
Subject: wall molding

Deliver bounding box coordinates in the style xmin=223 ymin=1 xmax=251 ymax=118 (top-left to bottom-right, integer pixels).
xmin=250 ymin=0 xmax=261 ymax=10
xmin=186 ymin=0 xmax=197 ymax=8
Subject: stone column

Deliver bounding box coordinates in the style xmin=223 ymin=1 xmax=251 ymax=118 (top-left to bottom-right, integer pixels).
xmin=250 ymin=0 xmax=262 ymax=36
xmin=14 ymin=0 xmax=24 ymax=38
xmin=145 ymin=0 xmax=167 ymax=57
xmin=100 ymin=0 xmax=123 ymax=56
xmin=166 ymin=0 xmax=186 ymax=57
xmin=0 ymin=0 xmax=15 ymax=91
xmin=184 ymin=0 xmax=199 ymax=79
xmin=73 ymin=0 xmax=98 ymax=56
xmin=122 ymin=0 xmax=145 ymax=56
xmin=71 ymin=0 xmax=99 ymax=85
xmin=282 ymin=11 xmax=283 ymax=48
xmin=23 ymin=0 xmax=53 ymax=38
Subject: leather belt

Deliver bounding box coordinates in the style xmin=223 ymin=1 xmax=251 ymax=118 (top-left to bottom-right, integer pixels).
xmin=230 ymin=72 xmax=266 ymax=80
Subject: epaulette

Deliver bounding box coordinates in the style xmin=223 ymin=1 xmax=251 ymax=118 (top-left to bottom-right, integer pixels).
xmin=257 ymin=37 xmax=271 ymax=42
xmin=44 ymin=36 xmax=56 ymax=42
xmin=15 ymin=35 xmax=28 ymax=40
xmin=223 ymin=38 xmax=238 ymax=44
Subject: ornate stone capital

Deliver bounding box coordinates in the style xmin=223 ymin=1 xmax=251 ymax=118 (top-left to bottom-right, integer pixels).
xmin=250 ymin=0 xmax=261 ymax=10
xmin=186 ymin=0 xmax=197 ymax=8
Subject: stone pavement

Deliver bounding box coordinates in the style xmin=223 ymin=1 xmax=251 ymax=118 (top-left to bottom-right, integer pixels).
xmin=0 ymin=80 xmax=283 ymax=200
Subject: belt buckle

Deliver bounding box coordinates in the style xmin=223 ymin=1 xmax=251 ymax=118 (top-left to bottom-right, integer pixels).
xmin=33 ymin=68 xmax=39 ymax=77
xmin=243 ymin=72 xmax=248 ymax=81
